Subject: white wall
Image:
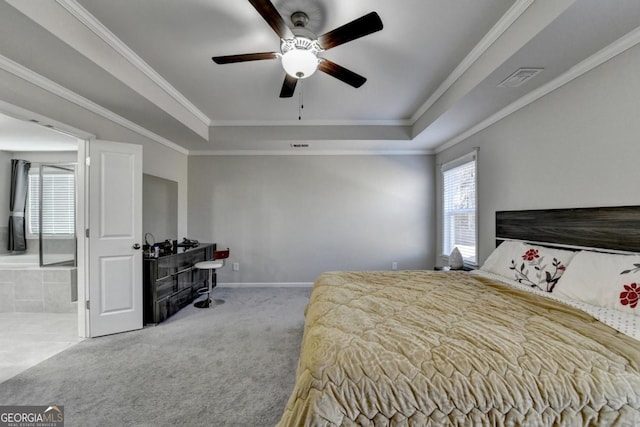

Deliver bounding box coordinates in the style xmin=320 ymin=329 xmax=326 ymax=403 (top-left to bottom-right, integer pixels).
xmin=189 ymin=155 xmax=435 ymax=284
xmin=10 ymin=151 xmax=77 ymax=164
xmin=435 ymin=43 xmax=640 ymax=265
xmin=0 ymin=150 xmax=11 ymax=253
xmin=0 ymin=150 xmax=11 ymax=225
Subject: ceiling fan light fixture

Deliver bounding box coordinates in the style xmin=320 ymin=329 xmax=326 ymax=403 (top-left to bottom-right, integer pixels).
xmin=281 ymin=48 xmax=319 ymax=79
xmin=211 ymin=1 xmax=383 ymax=97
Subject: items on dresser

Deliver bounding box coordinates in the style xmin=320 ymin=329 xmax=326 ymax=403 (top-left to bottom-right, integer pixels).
xmin=176 ymin=237 xmax=199 ymax=249
xmin=144 ymin=237 xmax=201 ymax=258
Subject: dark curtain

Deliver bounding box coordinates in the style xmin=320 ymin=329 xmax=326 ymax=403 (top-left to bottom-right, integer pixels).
xmin=7 ymin=159 xmax=31 ymax=252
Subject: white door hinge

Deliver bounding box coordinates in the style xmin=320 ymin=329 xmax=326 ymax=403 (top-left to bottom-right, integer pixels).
xmin=86 ymin=300 xmax=90 ymax=310
xmin=85 ymin=228 xmax=90 ymax=238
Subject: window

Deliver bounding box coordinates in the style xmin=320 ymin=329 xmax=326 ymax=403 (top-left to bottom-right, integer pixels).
xmin=442 ymin=150 xmax=477 ymax=266
xmin=28 ymin=169 xmax=75 ymax=235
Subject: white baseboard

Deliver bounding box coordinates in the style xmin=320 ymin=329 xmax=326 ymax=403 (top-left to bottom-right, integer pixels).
xmin=217 ymin=282 xmax=314 ymax=288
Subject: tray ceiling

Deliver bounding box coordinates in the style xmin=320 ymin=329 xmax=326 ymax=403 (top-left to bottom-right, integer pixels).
xmin=1 ymin=0 xmax=639 ymax=154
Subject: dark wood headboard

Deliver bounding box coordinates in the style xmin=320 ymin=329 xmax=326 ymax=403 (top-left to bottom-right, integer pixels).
xmin=496 ymin=206 xmax=640 ymax=253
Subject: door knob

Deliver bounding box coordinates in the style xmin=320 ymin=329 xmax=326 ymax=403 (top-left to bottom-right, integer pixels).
xmin=132 ymin=243 xmax=141 ymax=250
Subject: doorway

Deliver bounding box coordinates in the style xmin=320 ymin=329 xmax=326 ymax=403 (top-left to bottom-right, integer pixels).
xmin=0 ymin=111 xmax=84 ymax=382
xmin=0 ymin=103 xmax=145 ymax=340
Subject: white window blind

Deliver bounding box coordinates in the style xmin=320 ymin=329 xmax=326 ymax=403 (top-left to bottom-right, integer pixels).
xmin=442 ymin=151 xmax=477 ymax=265
xmin=28 ymin=171 xmax=75 ymax=235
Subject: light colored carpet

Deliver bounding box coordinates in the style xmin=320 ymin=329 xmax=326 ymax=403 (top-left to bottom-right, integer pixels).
xmin=0 ymin=287 xmax=311 ymax=427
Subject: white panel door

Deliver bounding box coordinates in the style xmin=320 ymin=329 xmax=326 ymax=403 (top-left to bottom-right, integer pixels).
xmin=88 ymin=140 xmax=143 ymax=337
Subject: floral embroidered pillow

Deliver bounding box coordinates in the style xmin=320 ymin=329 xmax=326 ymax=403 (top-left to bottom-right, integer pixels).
xmin=481 ymin=241 xmax=575 ymax=292
xmin=555 ymin=250 xmax=640 ymax=315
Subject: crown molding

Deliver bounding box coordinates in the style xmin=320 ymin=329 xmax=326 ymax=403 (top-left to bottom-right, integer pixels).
xmin=189 ymin=149 xmax=433 ymax=156
xmin=55 ymin=0 xmax=211 ymax=128
xmin=0 ymin=54 xmax=189 ymax=155
xmin=0 ymin=99 xmax=95 ymax=140
xmin=435 ymin=25 xmax=640 ymax=154
xmin=209 ymin=118 xmax=412 ymax=127
xmin=410 ymin=0 xmax=535 ymax=124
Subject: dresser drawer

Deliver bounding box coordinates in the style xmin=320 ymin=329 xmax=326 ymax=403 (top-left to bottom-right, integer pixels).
xmin=155 ymin=276 xmax=176 ymax=300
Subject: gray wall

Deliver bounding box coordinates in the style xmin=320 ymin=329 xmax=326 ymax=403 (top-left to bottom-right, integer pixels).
xmin=435 ymin=43 xmax=640 ymax=265
xmin=189 ymin=155 xmax=435 ymax=284
xmin=143 ymin=173 xmax=178 ymax=243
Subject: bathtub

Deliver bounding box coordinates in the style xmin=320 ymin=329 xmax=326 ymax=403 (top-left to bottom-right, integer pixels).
xmin=0 ymin=253 xmax=77 ymax=313
xmin=0 ymin=253 xmax=41 ymax=268
xmin=0 ymin=253 xmax=74 ymax=268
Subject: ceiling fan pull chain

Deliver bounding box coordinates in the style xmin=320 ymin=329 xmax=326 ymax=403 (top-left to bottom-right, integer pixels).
xmin=298 ymin=80 xmax=304 ymax=120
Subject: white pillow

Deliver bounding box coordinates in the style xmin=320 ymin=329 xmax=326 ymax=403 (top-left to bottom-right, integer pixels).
xmin=480 ymin=241 xmax=575 ymax=292
xmin=481 ymin=241 xmax=523 ymax=275
xmin=555 ymin=251 xmax=640 ymax=315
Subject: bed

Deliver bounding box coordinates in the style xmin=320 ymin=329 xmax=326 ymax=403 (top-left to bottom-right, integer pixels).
xmin=277 ymin=206 xmax=640 ymax=426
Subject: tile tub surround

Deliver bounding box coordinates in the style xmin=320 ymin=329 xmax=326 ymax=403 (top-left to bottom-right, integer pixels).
xmin=0 ymin=267 xmax=77 ymax=313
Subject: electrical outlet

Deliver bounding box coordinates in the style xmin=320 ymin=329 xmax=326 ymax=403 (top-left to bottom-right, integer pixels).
xmin=233 ymin=262 xmax=239 ymax=271
xmin=391 ymin=261 xmax=398 ymax=271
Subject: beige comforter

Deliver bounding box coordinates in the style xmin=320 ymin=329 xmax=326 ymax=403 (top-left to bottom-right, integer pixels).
xmin=278 ymin=271 xmax=640 ymax=426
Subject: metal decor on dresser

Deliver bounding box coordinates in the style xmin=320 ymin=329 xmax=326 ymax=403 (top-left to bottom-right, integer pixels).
xmin=496 ymin=205 xmax=640 ymax=252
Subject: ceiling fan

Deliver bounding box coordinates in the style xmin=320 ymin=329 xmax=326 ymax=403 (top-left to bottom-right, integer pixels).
xmin=212 ymin=0 xmax=383 ymax=98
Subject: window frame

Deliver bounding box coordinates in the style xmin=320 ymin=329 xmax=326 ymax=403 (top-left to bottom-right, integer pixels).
xmin=440 ymin=149 xmax=478 ymax=268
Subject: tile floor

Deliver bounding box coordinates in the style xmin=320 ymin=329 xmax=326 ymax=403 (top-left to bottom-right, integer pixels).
xmin=0 ymin=312 xmax=81 ymax=383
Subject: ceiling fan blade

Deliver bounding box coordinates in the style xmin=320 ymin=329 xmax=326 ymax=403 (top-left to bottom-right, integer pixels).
xmin=318 ymin=12 xmax=383 ymax=50
xmin=248 ymin=0 xmax=294 ymax=39
xmin=279 ymin=74 xmax=298 ymax=98
xmin=318 ymin=60 xmax=366 ymax=88
xmin=212 ymin=52 xmax=278 ymax=64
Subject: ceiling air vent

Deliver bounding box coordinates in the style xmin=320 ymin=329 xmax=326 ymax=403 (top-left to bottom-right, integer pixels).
xmin=290 ymin=143 xmax=310 ymax=148
xmin=497 ymin=68 xmax=543 ymax=88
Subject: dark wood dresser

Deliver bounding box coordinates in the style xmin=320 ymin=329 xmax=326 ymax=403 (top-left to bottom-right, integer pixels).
xmin=143 ymin=243 xmax=215 ymax=324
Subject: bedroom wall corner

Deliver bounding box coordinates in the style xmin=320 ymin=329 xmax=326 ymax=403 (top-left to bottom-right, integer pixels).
xmin=434 ymin=42 xmax=640 ymax=265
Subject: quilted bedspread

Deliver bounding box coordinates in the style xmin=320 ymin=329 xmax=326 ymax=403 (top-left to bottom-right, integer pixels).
xmin=277 ymin=271 xmax=640 ymax=426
